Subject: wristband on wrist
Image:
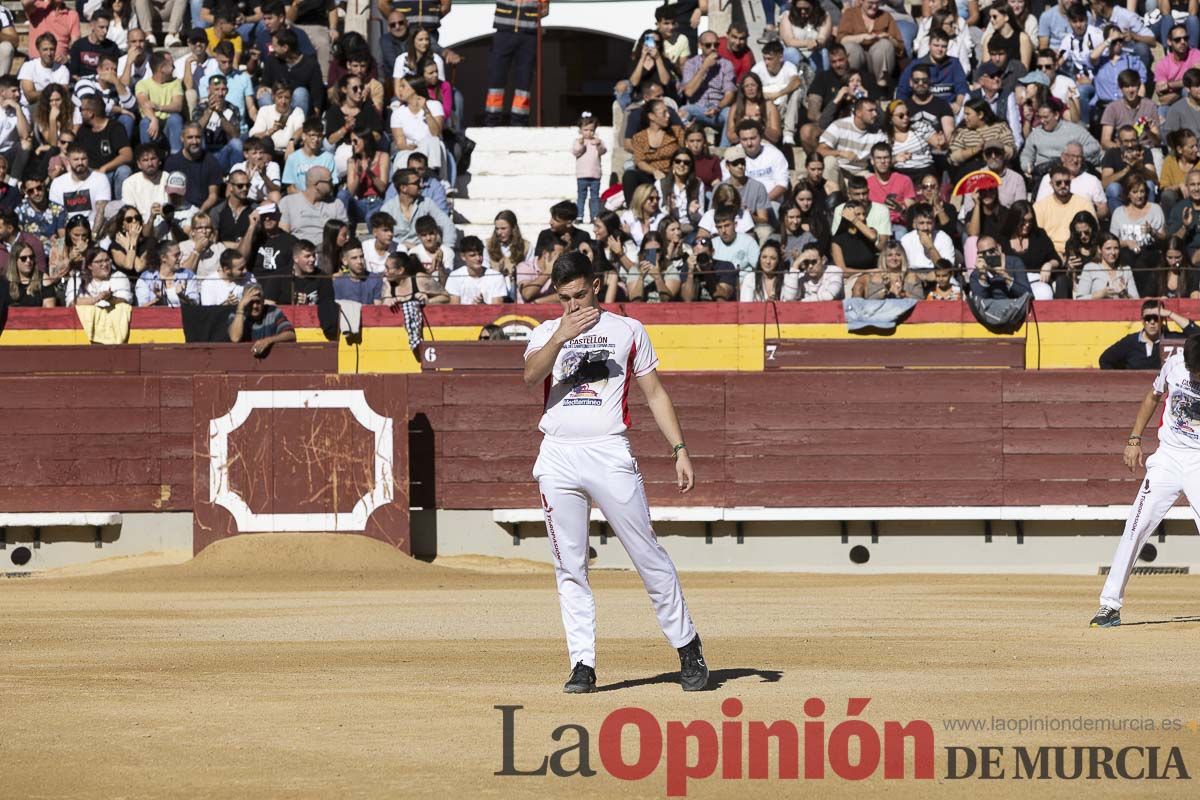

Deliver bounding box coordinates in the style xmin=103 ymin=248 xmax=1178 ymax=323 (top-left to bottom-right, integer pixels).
xmin=1127 ymin=435 xmax=1142 ymax=444
xmin=671 ymin=442 xmax=687 ymax=457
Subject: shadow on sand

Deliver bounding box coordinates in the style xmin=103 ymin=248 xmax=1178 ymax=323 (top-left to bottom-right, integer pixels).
xmin=597 ymin=668 xmax=783 ymax=693
xmin=1119 ymin=616 xmax=1200 ymax=627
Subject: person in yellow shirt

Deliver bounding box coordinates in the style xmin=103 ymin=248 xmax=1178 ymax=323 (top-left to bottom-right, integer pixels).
xmin=1033 ymin=162 xmax=1098 ymax=256
xmin=135 ymin=50 xmax=185 ymax=153
xmin=205 ymin=7 xmax=243 ymax=65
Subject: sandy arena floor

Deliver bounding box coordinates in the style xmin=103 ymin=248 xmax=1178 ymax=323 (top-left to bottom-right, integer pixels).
xmin=3 ymin=534 xmax=1200 ymax=799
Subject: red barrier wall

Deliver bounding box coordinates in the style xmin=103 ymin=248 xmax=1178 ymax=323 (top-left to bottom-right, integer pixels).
xmin=409 ymin=371 xmax=1155 ymax=509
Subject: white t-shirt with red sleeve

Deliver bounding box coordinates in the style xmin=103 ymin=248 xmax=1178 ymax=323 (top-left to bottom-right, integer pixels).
xmin=1153 ymin=351 xmax=1200 ymax=451
xmin=524 ymin=311 xmax=659 ymax=440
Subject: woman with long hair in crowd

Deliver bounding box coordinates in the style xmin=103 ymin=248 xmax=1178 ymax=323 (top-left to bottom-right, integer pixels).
xmin=1111 ymin=174 xmax=1166 ymax=296
xmin=320 ymin=220 xmax=351 ymax=275
xmin=855 ymin=239 xmax=925 ymax=299
xmin=980 ymin=4 xmax=1033 ymax=68
xmin=627 ymin=28 xmax=671 ymax=90
xmin=326 ymin=73 xmax=385 ymax=155
xmin=1160 ymin=130 xmax=1199 ymax=214
xmin=621 ymin=182 xmax=667 ymax=247
xmin=751 ymin=240 xmax=787 ymax=301
xmin=64 ymin=246 xmax=133 ymax=307
xmin=1062 ymin=210 xmax=1101 ymax=295
xmin=48 ymin=216 xmax=93 ymax=303
xmin=345 ymin=127 xmax=390 ymax=230
xmin=831 ymin=199 xmax=880 ymax=293
xmin=589 ymin=210 xmax=636 ymax=303
xmin=1001 ymin=200 xmax=1062 ymax=297
xmin=1147 ymin=237 xmax=1200 ymax=299
xmin=725 ymin=72 xmax=782 ymax=146
xmin=781 ymin=184 xmax=831 ymax=257
xmin=383 ymin=251 xmax=450 ymax=306
xmin=886 ymin=100 xmax=935 ymax=183
xmin=6 ymin=240 xmax=55 ymax=307
xmin=777 ymin=0 xmax=832 ymax=71
xmin=103 ymin=0 xmax=138 ymax=50
xmin=397 ymin=26 xmax=445 ymax=85
xmin=99 ymin=205 xmax=149 ymax=279
xmin=658 ymin=148 xmax=705 ymax=240
xmin=651 ymin=216 xmax=690 ymax=302
xmin=486 ymin=210 xmax=529 ymax=273
xmin=1076 ymin=233 xmax=1139 ymax=299
xmin=624 ymin=98 xmax=685 ymax=202
xmin=682 ymin=123 xmax=722 ymax=189
xmin=28 ymin=85 xmax=71 ymax=177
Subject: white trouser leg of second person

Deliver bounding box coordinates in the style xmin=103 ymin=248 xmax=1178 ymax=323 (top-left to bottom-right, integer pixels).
xmin=1100 ymin=447 xmax=1196 ymax=609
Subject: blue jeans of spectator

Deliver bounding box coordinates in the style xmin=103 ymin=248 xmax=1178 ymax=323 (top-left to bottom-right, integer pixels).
xmin=339 ymin=190 xmax=383 ymax=231
xmin=681 ymin=103 xmax=730 ymax=143
xmin=762 ymin=0 xmax=789 ymax=25
xmin=140 ymin=113 xmax=184 ymax=153
xmin=893 ymin=16 xmax=918 ymax=57
xmin=212 ymin=138 xmax=244 ymax=172
xmin=256 ymin=86 xmax=310 ymax=115
xmin=783 ymin=46 xmax=830 ymax=71
xmin=577 ymin=177 xmax=600 ymax=221
xmin=189 ymin=0 xmax=207 ymax=27
xmin=1157 ymin=14 xmax=1200 ymax=49
xmin=1077 ymin=82 xmax=1096 ymax=127
xmin=110 ymin=165 xmax=133 ymax=200
xmin=1106 ymin=179 xmax=1158 ymax=212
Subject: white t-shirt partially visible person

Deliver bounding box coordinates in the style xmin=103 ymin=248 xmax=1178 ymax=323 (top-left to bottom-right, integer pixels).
xmin=445 ymin=244 xmax=508 ymax=304
xmin=390 ymin=78 xmax=444 ymax=172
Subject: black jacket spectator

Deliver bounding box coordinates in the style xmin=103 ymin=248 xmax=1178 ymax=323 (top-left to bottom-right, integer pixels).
xmin=969 ymin=254 xmax=1033 ymax=299
xmin=1100 ymin=320 xmax=1200 ymax=370
xmin=261 ymin=52 xmax=326 ymax=112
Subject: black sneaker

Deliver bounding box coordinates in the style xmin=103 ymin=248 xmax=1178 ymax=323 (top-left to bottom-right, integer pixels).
xmin=563 ymin=661 xmax=597 ymax=693
xmin=1090 ymin=606 xmax=1121 ymax=628
xmin=678 ymin=634 xmax=709 ymax=692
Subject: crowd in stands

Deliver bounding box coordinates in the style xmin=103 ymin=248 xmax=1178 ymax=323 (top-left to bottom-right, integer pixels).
xmin=1 ymin=0 xmax=1200 ymax=324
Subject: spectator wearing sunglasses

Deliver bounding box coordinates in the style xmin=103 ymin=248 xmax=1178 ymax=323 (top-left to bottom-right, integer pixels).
xmin=1100 ymin=302 xmax=1199 ymax=369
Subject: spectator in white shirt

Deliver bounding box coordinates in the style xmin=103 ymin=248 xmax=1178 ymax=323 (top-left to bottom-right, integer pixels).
xmin=200 ymin=248 xmax=256 ymax=305
xmin=18 ymin=33 xmax=70 ymax=107
xmin=390 ymin=76 xmax=444 ymax=175
xmin=727 ymin=118 xmax=790 ymax=204
xmin=751 ymin=40 xmax=805 ymax=147
xmin=900 ymin=203 xmax=955 ymax=275
xmin=783 ymin=243 xmax=844 ymax=300
xmin=445 ymin=236 xmax=508 ymax=304
xmin=248 ymin=82 xmax=306 ymax=153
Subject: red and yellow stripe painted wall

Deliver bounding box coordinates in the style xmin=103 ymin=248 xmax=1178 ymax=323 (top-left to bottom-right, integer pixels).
xmin=0 ymin=300 xmax=1181 ymax=371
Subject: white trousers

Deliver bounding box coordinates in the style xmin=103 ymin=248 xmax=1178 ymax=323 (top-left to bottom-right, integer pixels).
xmin=1101 ymin=446 xmax=1200 ymax=609
xmin=534 ymin=435 xmax=697 ymax=668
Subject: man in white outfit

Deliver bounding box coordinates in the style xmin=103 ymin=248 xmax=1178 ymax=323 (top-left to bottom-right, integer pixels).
xmin=1093 ymin=336 xmax=1200 ymax=627
xmin=522 ymin=252 xmax=709 ymax=693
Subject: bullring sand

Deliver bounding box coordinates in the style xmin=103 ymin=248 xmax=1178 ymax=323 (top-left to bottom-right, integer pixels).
xmin=3 ymin=533 xmax=1200 ymax=798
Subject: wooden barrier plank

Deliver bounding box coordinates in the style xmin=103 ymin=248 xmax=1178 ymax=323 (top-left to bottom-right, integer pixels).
xmin=764 ymin=338 xmax=1026 ymax=370
xmin=1004 ymin=480 xmax=1141 ymax=507
xmin=0 ymin=346 xmax=142 ymax=374
xmin=1004 ymin=454 xmax=1134 ymax=481
xmin=1003 ymin=428 xmax=1155 ymax=454
xmin=725 ymin=427 xmax=1002 ymax=456
xmin=727 ymin=371 xmax=1004 ymax=405
xmin=0 ymin=375 xmax=160 ymax=406
xmin=728 ymin=480 xmax=1003 ymax=507
xmin=730 ymin=453 xmax=1001 ymax=482
xmin=1001 ymin=371 xmax=1149 ymax=402
xmin=140 ymin=343 xmax=338 ymax=373
xmin=1003 ymin=402 xmax=1139 ymax=428
xmin=20 ymin=409 xmax=164 ymax=435
xmin=727 ymin=403 xmax=1001 ymax=431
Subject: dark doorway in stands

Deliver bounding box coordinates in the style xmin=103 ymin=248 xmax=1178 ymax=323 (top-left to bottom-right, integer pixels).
xmin=451 ymin=30 xmax=631 ymax=127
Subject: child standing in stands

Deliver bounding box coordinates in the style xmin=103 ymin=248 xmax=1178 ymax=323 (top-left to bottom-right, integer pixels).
xmin=572 ymin=112 xmax=606 ymax=224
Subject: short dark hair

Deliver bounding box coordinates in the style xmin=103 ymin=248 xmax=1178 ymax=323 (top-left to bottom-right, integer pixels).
xmin=149 ymin=51 xmax=172 ymax=72
xmin=34 ymin=33 xmax=57 ymax=50
xmin=91 ymin=8 xmax=113 ymax=23
xmin=551 ymin=251 xmax=593 ymax=287
xmin=761 ymin=40 xmax=783 ymax=57
xmin=393 ymin=167 xmax=418 ymax=192
xmin=406 ymin=151 xmax=428 ymax=167
xmin=213 ymin=40 xmax=236 ymax=60
xmin=1117 ymin=69 xmax=1141 ymax=89
xmin=534 ymin=229 xmax=562 ymax=258
xmin=414 ymin=215 xmax=440 ymax=237
xmin=187 ymin=27 xmax=209 ymax=45
xmin=370 ymin=211 xmax=395 ymax=230
xmin=1066 ymin=4 xmax=1088 ymax=22
xmin=551 ymin=200 xmax=579 ymax=222
xmin=261 ymin=0 xmax=286 ymax=15
xmin=846 ymin=175 xmax=868 ymax=191
xmin=713 ymin=209 xmax=736 ymax=226
xmin=219 ymin=249 xmax=244 ymax=270
xmin=293 ymin=238 xmax=316 ymax=256
xmin=134 ymin=143 xmax=161 ymax=162
xmin=986 ymin=38 xmax=1008 ymax=54
xmin=870 ymin=141 xmax=891 ymax=157
xmin=735 ymin=118 xmax=763 ymax=136
xmin=302 ymin=119 xmax=323 ymax=136
xmin=1184 ymin=68 xmax=1200 ymax=89
xmin=1049 ymin=162 xmax=1072 ymax=179
xmin=80 ymin=94 xmax=105 ymax=115
xmin=1185 ymin=335 xmax=1200 ymax=374
xmin=460 ymin=235 xmax=484 ymax=254
xmin=929 ymin=28 xmax=950 ymax=44
xmin=274 ymin=29 xmax=299 ymax=51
